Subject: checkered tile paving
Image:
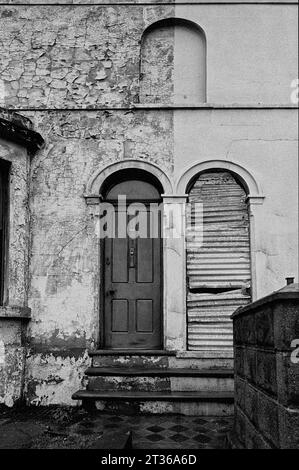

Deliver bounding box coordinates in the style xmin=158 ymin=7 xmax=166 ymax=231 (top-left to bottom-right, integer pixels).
xmin=0 ymin=407 xmax=232 ymax=449
xmin=86 ymin=414 xmax=233 ymax=449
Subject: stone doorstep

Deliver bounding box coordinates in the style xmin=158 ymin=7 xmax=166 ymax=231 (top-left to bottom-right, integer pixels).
xmin=72 ymin=390 xmax=234 ymax=402
xmin=90 ymin=350 xmax=234 ymax=370
xmin=85 ymin=367 xmax=234 ymax=393
xmin=72 ymin=394 xmax=234 ymax=417
xmin=85 ymin=367 xmax=234 ymax=377
xmin=88 ymin=350 xmax=177 ymax=356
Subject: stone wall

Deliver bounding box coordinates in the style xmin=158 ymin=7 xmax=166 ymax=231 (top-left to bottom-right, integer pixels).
xmin=232 ymin=283 xmax=299 ymax=449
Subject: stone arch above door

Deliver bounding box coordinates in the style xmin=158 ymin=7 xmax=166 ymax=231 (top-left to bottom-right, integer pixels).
xmin=84 ymin=159 xmax=173 ymax=205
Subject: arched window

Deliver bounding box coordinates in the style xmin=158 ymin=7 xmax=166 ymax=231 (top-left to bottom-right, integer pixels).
xmin=186 ymin=170 xmax=251 ymax=351
xmin=140 ymin=19 xmax=206 ymax=104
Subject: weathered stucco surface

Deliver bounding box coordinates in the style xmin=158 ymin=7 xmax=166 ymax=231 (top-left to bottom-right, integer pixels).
xmin=0 ymin=4 xmax=297 ymax=107
xmin=0 ymin=5 xmax=174 ymax=108
xmin=0 ymin=2 xmax=297 ymax=406
xmin=174 ymin=108 xmax=298 ymax=298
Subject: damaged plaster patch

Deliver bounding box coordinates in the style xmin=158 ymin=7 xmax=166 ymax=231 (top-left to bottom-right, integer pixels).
xmin=26 ymin=350 xmax=90 ymax=406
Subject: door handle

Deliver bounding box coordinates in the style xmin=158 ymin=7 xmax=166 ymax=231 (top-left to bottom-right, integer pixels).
xmin=107 ymin=289 xmax=116 ymax=296
xmin=129 ymin=246 xmax=135 ymax=268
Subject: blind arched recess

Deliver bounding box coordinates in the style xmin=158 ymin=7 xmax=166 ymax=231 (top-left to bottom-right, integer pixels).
xmin=186 ymin=171 xmax=251 ymax=352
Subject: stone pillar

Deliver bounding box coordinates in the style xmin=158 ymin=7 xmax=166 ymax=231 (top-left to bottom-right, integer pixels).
xmin=246 ymin=195 xmax=265 ymax=301
xmin=162 ymin=195 xmax=188 ymax=351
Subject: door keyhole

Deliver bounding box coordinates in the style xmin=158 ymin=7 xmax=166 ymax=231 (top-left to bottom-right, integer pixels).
xmin=129 ymin=247 xmax=135 ymax=268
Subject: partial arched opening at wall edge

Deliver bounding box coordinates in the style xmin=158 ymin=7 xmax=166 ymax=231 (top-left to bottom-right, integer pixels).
xmin=139 ymin=18 xmax=207 ymax=105
xmin=140 ymin=18 xmax=207 ymax=43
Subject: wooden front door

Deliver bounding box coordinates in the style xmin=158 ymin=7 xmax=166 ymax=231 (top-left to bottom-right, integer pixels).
xmin=103 ymin=175 xmax=162 ymax=350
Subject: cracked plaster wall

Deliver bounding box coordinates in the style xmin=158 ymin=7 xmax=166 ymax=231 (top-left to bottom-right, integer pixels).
xmin=0 ymin=5 xmax=297 ymax=107
xmin=24 ymin=109 xmax=173 ymax=405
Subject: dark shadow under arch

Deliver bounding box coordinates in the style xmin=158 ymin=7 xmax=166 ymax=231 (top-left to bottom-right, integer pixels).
xmin=186 ymin=168 xmax=250 ymax=197
xmin=101 ymin=168 xmax=164 ymax=201
xmin=141 ymin=17 xmax=206 ymax=43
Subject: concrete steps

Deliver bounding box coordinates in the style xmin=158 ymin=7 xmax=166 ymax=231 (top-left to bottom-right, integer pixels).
xmin=72 ymin=350 xmax=234 ymax=415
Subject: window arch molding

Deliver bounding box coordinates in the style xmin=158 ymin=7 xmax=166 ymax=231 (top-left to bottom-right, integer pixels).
xmin=176 ymin=159 xmax=264 ymax=303
xmin=141 ymin=17 xmax=206 ymax=42
xmin=176 ymin=160 xmax=264 ymax=200
xmin=84 ymin=159 xmax=173 ymax=204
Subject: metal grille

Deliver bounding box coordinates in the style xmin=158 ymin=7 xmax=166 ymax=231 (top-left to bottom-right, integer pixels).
xmin=186 ymin=171 xmax=251 ymax=351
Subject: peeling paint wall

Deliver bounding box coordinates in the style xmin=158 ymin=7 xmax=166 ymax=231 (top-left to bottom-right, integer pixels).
xmin=24 ymin=109 xmax=173 ymax=405
xmin=0 ymin=5 xmax=174 ymax=108
xmin=0 ymin=2 xmax=297 ymax=406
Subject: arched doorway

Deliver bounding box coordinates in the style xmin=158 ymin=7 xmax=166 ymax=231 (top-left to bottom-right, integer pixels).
xmin=101 ymin=169 xmax=163 ymax=350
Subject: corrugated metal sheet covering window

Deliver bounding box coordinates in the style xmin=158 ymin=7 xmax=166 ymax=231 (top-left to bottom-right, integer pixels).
xmin=186 ymin=171 xmax=251 ymax=351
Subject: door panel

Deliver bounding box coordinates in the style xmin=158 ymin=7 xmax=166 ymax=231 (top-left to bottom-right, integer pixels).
xmin=136 ymin=299 xmax=153 ymax=332
xmin=104 ymin=207 xmax=162 ymax=349
xmin=137 ymin=238 xmax=153 ymax=283
xmin=112 ymin=238 xmax=128 ymax=283
xmin=112 ymin=299 xmax=129 ymax=332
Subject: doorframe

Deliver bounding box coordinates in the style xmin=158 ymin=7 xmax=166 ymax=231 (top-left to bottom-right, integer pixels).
xmin=85 ymin=161 xmax=173 ymax=351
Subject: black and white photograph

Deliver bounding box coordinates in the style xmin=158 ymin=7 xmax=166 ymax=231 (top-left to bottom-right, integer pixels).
xmin=0 ymin=0 xmax=298 ymax=457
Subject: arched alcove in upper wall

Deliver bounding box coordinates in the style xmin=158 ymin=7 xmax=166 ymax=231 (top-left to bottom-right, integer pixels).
xmin=139 ymin=18 xmax=206 ymax=104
